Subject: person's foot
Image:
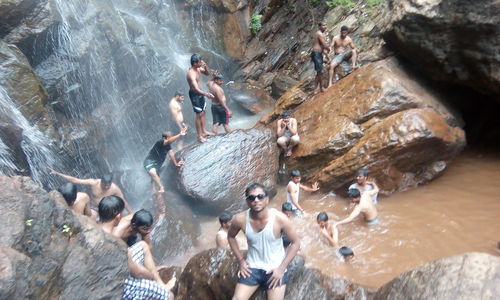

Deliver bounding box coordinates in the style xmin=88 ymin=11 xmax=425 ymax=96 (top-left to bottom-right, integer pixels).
xmin=352 ymin=65 xmax=359 ymax=70
xmin=285 ymin=149 xmax=292 ymax=157
xmin=203 ymin=131 xmax=215 ymax=136
xmin=198 ymin=136 xmax=207 ymax=143
xmin=327 ymin=83 xmax=333 ymax=89
xmin=321 ymin=87 xmax=326 ymax=93
xmin=313 ymin=88 xmax=320 ymax=95
xmin=155 ymin=187 xmax=165 ymax=194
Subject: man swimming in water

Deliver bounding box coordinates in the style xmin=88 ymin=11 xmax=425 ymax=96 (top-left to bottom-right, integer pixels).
xmin=286 ymin=170 xmax=320 ymax=215
xmin=208 ymin=73 xmax=232 ymax=134
xmin=144 ymin=128 xmax=186 ymax=194
xmin=50 ymin=169 xmax=133 ymax=214
xmin=335 ymin=185 xmax=379 ymax=227
xmin=57 ymin=182 xmax=97 ymax=219
xmin=349 ymin=168 xmax=378 ymax=204
xmin=186 ymin=54 xmax=215 ymax=143
xmin=277 ymin=111 xmax=300 ymax=157
xmin=311 ymin=20 xmax=330 ymax=95
xmin=317 ymin=212 xmax=355 ymax=262
xmin=327 ymin=25 xmax=359 ymax=88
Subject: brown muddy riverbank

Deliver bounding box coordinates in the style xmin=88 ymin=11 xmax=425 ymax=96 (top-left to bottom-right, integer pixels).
xmin=171 ymin=149 xmax=500 ymax=289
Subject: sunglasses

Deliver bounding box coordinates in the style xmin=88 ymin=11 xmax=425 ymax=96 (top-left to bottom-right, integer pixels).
xmin=246 ymin=194 xmax=266 ymax=202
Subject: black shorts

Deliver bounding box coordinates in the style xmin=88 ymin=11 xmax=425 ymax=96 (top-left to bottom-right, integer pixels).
xmin=143 ymin=159 xmax=161 ymax=173
xmin=211 ymin=105 xmax=228 ymax=125
xmin=189 ymin=90 xmax=206 ymax=113
xmin=311 ymin=50 xmax=324 ymax=72
xmin=237 ymin=268 xmax=289 ymax=290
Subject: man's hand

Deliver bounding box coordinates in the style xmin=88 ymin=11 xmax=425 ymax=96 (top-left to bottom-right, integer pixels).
xmin=312 ymin=182 xmax=320 ymax=191
xmin=227 ymin=110 xmax=233 ymax=118
xmin=205 ymin=92 xmax=215 ymax=99
xmin=266 ymin=267 xmax=285 ymax=289
xmin=164 ymin=277 xmax=176 ymax=290
xmin=180 ymin=127 xmax=187 ymax=136
xmin=237 ymin=260 xmax=252 ymax=278
xmin=49 ymin=168 xmax=57 ymax=175
xmin=176 ymin=160 xmax=185 ymax=167
xmin=280 ymin=121 xmax=286 ymax=129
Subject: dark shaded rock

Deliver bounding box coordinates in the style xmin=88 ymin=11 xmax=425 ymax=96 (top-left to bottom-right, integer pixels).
xmin=0 ymin=175 xmax=127 ymax=299
xmin=0 ymin=122 xmax=30 ymax=176
xmin=259 ymin=57 xmax=465 ymax=195
xmin=227 ymin=82 xmax=273 ymax=114
xmin=271 ymin=74 xmax=299 ymax=100
xmin=176 ymin=129 xmax=279 ymax=214
xmin=374 ymin=252 xmax=500 ymax=300
xmin=383 ymin=0 xmax=500 ymax=96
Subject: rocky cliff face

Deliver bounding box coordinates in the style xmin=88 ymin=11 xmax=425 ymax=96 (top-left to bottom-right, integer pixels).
xmin=0 ymin=175 xmax=128 ymax=300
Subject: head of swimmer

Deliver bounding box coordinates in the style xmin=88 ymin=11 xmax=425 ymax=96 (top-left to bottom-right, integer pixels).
xmin=175 ymin=91 xmax=184 ymax=102
xmin=339 ymin=246 xmax=355 ymax=262
xmin=245 ymin=183 xmax=269 ymax=212
xmin=281 ymin=202 xmax=293 ymax=218
xmin=316 ymin=211 xmax=329 ymax=228
xmin=348 ymin=188 xmax=361 ymax=204
xmin=318 ymin=20 xmax=327 ymax=32
xmin=214 ymin=73 xmax=224 ymax=86
xmin=218 ymin=212 xmax=233 ymax=230
xmin=290 ymin=169 xmax=301 ymax=184
xmin=281 ymin=110 xmax=292 ymax=123
xmin=162 ymin=131 xmax=173 ymax=144
xmin=131 ymin=209 xmax=154 ymax=236
xmin=356 ymin=168 xmax=369 ymax=185
xmin=340 ymin=25 xmax=349 ymax=38
xmin=100 ymin=173 xmax=113 ymax=190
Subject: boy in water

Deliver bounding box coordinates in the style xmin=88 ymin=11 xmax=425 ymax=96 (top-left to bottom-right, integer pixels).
xmin=286 ymin=170 xmax=320 ymax=216
xmin=57 ymin=182 xmax=97 ymax=219
xmin=335 ymin=186 xmax=379 ymax=227
xmin=317 ymin=212 xmax=355 ymax=262
xmin=349 ymin=168 xmax=378 ymax=204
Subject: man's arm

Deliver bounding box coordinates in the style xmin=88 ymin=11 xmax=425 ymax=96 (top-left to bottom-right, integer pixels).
xmin=329 ymin=36 xmax=337 ymax=50
xmin=165 ymin=127 xmax=187 ymax=144
xmin=267 ymin=214 xmax=300 ymax=288
xmin=349 ymin=37 xmax=357 ymax=51
xmin=128 ymin=249 xmax=155 ymax=280
xmin=319 ymin=33 xmax=330 ymax=52
xmin=113 ymin=214 xmax=133 ymax=239
xmin=365 ymin=181 xmax=379 ymax=196
xmin=199 ymin=60 xmax=210 ymax=76
xmin=288 ymin=118 xmax=298 ymax=135
xmin=335 ymin=206 xmax=361 ymax=226
xmin=228 ymin=215 xmax=251 ymax=278
xmin=50 ymin=169 xmax=96 ymax=185
xmin=300 ymin=181 xmax=319 ymax=192
xmin=319 ymin=225 xmax=338 ymax=247
xmin=288 ymin=183 xmax=305 ymax=213
xmin=81 ymin=193 xmax=94 ymax=218
xmin=216 ymin=86 xmax=232 ymax=118
xmin=112 ymin=186 xmax=133 ymax=214
xmin=276 ymin=120 xmax=286 ymax=137
xmin=167 ymin=150 xmax=184 ymax=167
xmin=187 ymin=72 xmax=213 ymax=98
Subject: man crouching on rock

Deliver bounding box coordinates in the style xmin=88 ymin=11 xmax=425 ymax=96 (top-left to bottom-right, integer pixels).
xmin=228 ymin=183 xmax=300 ymax=300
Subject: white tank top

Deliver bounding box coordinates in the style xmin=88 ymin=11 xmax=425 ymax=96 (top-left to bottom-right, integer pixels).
xmin=245 ymin=208 xmax=285 ymax=271
xmin=286 ymin=181 xmax=300 ymax=210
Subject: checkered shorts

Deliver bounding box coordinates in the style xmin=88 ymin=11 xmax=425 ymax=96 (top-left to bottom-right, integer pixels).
xmin=122 ymin=243 xmax=170 ymax=300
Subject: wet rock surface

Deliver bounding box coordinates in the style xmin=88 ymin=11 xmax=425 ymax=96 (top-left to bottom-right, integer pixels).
xmin=0 ymin=122 xmax=30 ymax=176
xmin=374 ymin=252 xmax=500 ymax=300
xmin=383 ymin=0 xmax=500 ymax=96
xmin=260 ymin=57 xmax=466 ymax=195
xmin=176 ymin=129 xmax=279 ymax=214
xmin=0 ymin=175 xmax=127 ymax=300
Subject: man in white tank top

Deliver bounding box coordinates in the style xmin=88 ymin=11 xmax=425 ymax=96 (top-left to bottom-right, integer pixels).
xmin=228 ymin=183 xmax=300 ymax=300
xmin=286 ymin=170 xmax=320 ymax=215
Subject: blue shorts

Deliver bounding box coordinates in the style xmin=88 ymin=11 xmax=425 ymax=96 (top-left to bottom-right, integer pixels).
xmin=366 ymin=216 xmax=379 ymax=226
xmin=237 ymin=268 xmax=289 ymax=290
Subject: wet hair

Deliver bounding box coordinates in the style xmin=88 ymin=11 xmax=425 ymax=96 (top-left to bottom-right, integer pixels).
xmin=339 ymin=246 xmax=354 ymax=257
xmin=290 ymin=170 xmax=301 ymax=177
xmin=100 ymin=173 xmax=113 ymax=185
xmin=98 ymin=195 xmax=125 ymax=222
xmin=58 ymin=182 xmax=77 ymax=205
xmin=190 ymin=53 xmax=202 ymax=65
xmin=131 ymin=209 xmax=154 ymax=228
xmin=318 ymin=20 xmax=326 ymax=26
xmin=218 ymin=212 xmax=233 ymax=225
xmin=341 ymin=26 xmax=349 ymax=32
xmin=357 ymin=168 xmax=369 ymax=177
xmin=282 ymin=202 xmax=293 ymax=212
xmin=244 ymin=182 xmax=269 ymax=197
xmin=347 ymin=188 xmax=361 ymax=199
xmin=214 ymin=73 xmax=224 ymax=80
xmin=175 ymin=91 xmax=183 ymax=97
xmin=162 ymin=131 xmax=173 ymax=138
xmin=317 ymin=211 xmax=329 ymax=221
xmin=282 ymin=110 xmax=291 ymax=117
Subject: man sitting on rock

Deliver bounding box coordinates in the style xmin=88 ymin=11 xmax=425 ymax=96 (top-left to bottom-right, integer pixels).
xmin=144 ymin=128 xmax=186 ymax=194
xmin=216 ymin=212 xmax=233 ymax=248
xmin=228 ymin=183 xmax=300 ymax=300
xmin=50 ymin=169 xmax=133 ymax=214
xmin=57 ymin=182 xmax=97 ymax=219
xmin=277 ymin=111 xmax=300 ymax=157
xmin=349 ymin=168 xmax=379 ymax=204
xmin=327 ymin=25 xmax=359 ymax=88
xmin=335 ymin=186 xmax=379 ymax=228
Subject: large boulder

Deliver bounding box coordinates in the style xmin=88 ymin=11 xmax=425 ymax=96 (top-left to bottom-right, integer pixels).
xmin=374 ymin=252 xmax=500 ymax=300
xmin=259 ymin=57 xmax=466 ymax=195
xmin=0 ymin=122 xmax=30 ymax=176
xmin=176 ymin=129 xmax=279 ymax=214
xmin=382 ymin=0 xmax=500 ymax=96
xmin=0 ymin=175 xmax=128 ymax=299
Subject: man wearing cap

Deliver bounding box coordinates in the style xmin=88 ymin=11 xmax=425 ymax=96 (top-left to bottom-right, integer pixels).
xmin=186 ymin=53 xmax=215 ymax=143
xmin=277 ymin=111 xmax=299 ymax=157
xmin=208 ymin=73 xmax=232 ymax=134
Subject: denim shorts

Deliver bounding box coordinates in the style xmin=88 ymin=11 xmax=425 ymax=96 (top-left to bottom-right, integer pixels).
xmin=237 ymin=267 xmax=289 ymax=290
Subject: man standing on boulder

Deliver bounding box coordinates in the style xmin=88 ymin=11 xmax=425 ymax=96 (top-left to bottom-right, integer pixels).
xmin=311 ymin=20 xmax=330 ymax=95
xmin=228 ymin=183 xmax=300 ymax=300
xmin=327 ymin=25 xmax=358 ymax=88
xmin=186 ymin=54 xmax=215 ymax=143
xmin=208 ymin=73 xmax=232 ymax=134
xmin=277 ymin=111 xmax=300 ymax=157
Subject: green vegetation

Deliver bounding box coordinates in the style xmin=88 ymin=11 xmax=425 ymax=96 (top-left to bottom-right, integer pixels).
xmin=365 ymin=0 xmax=381 ymax=7
xmin=309 ymin=0 xmax=320 ymax=6
xmin=25 ymin=219 xmax=33 ymax=226
xmin=326 ymin=0 xmax=355 ymax=9
xmin=62 ymin=224 xmax=73 ymax=237
xmin=249 ymin=14 xmax=263 ymax=36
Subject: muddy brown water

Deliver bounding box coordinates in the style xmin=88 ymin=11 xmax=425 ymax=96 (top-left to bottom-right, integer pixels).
xmin=169 ymin=150 xmax=500 ymax=288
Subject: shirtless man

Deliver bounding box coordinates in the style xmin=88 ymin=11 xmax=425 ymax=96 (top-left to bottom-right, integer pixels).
xmin=286 ymin=170 xmax=320 ymax=215
xmin=335 ymin=184 xmax=379 ymax=227
xmin=311 ymin=21 xmax=330 ymax=95
xmin=349 ymin=168 xmax=378 ymax=204
xmin=327 ymin=26 xmax=359 ymax=88
xmin=169 ymin=91 xmax=186 ymax=131
xmin=208 ymin=74 xmax=232 ymax=134
xmin=186 ymin=53 xmax=215 ymax=143
xmin=228 ymin=183 xmax=300 ymax=300
xmin=114 ymin=209 xmax=154 ymax=248
xmin=216 ymin=212 xmax=233 ymax=248
xmin=277 ymin=111 xmax=300 ymax=157
xmin=57 ymin=182 xmax=97 ymax=219
xmin=97 ymin=195 xmax=126 ymax=234
xmin=50 ymin=169 xmax=133 ymax=214
xmin=317 ymin=212 xmax=355 ymax=262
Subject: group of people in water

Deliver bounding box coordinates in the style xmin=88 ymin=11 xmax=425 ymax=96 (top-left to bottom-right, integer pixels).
xmin=47 ymin=23 xmax=375 ymax=300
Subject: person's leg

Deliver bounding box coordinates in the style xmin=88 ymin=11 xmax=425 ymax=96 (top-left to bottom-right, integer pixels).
xmin=212 ymin=123 xmax=219 ymax=134
xmin=148 ymin=168 xmax=163 ymax=193
xmin=266 ymin=285 xmax=286 ymax=300
xmin=351 ymin=49 xmax=358 ymax=69
xmin=223 ymin=124 xmax=232 ymax=133
xmin=277 ymin=137 xmax=289 ymax=153
xmin=201 ymin=111 xmax=215 ymax=136
xmin=232 ymin=283 xmax=260 ymax=300
xmin=328 ymin=61 xmax=338 ymax=88
xmin=286 ymin=135 xmax=300 ymax=156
